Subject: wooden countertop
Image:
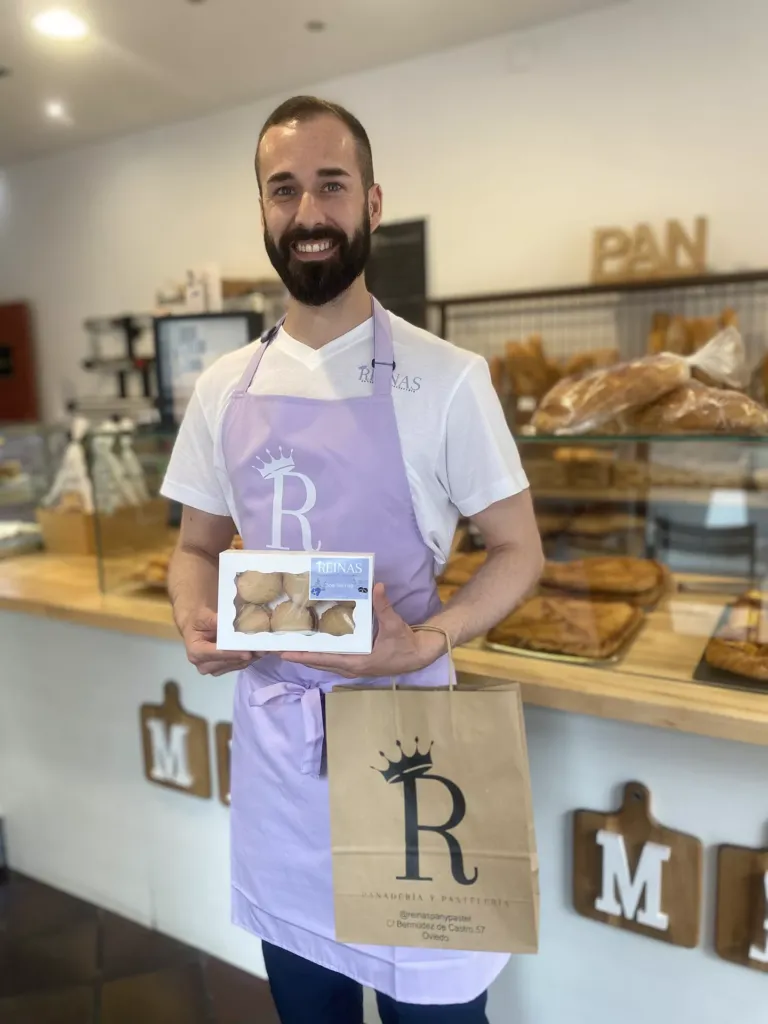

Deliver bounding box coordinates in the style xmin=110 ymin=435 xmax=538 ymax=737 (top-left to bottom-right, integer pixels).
xmin=2 ymin=552 xmax=768 ymax=747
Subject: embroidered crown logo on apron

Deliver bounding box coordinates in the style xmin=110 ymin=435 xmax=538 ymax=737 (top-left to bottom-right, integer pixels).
xmin=252 ymin=446 xmax=320 ymax=551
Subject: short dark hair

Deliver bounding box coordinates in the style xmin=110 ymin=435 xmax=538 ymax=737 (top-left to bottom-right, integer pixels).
xmin=256 ymin=95 xmax=374 ymax=192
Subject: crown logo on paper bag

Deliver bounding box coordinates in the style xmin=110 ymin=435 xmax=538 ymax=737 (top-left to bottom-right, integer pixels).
xmin=375 ymin=738 xmax=434 ymax=785
xmin=253 ymin=447 xmax=295 ymax=479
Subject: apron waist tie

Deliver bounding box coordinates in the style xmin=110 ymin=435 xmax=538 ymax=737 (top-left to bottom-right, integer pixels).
xmin=249 ymin=681 xmax=324 ymax=778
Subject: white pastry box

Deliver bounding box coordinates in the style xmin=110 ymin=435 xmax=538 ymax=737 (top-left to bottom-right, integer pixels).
xmin=217 ymin=550 xmax=375 ymax=654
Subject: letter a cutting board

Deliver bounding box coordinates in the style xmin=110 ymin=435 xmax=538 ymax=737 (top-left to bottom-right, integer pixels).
xmin=573 ymin=782 xmax=703 ymax=947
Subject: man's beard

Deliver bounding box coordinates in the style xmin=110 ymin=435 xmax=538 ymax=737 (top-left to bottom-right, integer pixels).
xmin=264 ymin=209 xmax=371 ymax=307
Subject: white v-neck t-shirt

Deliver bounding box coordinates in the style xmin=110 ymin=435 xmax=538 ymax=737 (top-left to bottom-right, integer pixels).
xmin=161 ymin=311 xmax=528 ymax=570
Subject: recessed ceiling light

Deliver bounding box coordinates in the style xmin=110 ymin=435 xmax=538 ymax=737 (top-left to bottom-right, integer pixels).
xmin=45 ymin=100 xmax=67 ymax=120
xmin=32 ymin=9 xmax=89 ymax=40
xmin=305 ymin=20 xmax=326 ymax=32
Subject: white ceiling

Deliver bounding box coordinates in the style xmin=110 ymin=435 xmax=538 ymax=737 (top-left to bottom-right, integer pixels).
xmin=1 ymin=0 xmax=620 ymax=165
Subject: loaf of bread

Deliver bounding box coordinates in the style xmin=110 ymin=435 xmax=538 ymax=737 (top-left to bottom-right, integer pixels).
xmin=562 ymin=349 xmax=619 ymax=378
xmin=532 ymin=353 xmax=689 ymax=435
xmin=505 ymin=336 xmax=561 ymax=399
xmin=627 ymin=380 xmax=768 ymax=435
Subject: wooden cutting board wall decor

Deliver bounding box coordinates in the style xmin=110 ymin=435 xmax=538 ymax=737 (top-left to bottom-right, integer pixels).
xmin=215 ymin=721 xmax=233 ymax=807
xmin=573 ymin=782 xmax=703 ymax=947
xmin=716 ymin=840 xmax=768 ymax=972
xmin=139 ymin=680 xmax=212 ymax=799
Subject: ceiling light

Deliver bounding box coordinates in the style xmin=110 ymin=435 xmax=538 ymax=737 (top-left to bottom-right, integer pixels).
xmin=45 ymin=100 xmax=67 ymax=120
xmin=32 ymin=9 xmax=89 ymax=40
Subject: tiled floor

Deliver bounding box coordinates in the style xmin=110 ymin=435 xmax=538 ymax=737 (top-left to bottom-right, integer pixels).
xmin=0 ymin=872 xmax=280 ymax=1023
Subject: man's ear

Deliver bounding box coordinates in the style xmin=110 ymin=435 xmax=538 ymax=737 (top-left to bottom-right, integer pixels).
xmin=259 ymin=197 xmax=265 ymax=232
xmin=368 ymin=184 xmax=383 ymax=232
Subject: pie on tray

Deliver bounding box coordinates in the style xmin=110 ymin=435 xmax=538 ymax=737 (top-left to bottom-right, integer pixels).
xmin=704 ymin=638 xmax=768 ymax=682
xmin=487 ymin=594 xmax=644 ymax=660
xmin=540 ymin=557 xmax=667 ymax=606
xmin=704 ymin=592 xmax=768 ymax=680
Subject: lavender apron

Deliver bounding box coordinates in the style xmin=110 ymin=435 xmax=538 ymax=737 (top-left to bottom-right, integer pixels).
xmin=221 ymin=300 xmax=509 ymax=1004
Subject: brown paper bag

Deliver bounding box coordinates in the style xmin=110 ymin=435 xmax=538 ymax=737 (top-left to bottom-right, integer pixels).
xmin=326 ymin=634 xmax=539 ymax=954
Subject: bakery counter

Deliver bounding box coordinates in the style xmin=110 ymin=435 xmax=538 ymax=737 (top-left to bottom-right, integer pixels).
xmin=4 ymin=550 xmax=768 ymax=1024
xmin=2 ymin=551 xmax=767 ymax=746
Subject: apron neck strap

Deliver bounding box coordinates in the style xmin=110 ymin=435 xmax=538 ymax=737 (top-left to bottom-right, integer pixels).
xmin=371 ymin=298 xmax=395 ymax=396
xmin=233 ymin=298 xmax=392 ymax=396
xmin=233 ymin=320 xmax=284 ymax=395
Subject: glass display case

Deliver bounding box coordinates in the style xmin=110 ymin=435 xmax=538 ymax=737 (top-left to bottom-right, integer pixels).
xmin=0 ymin=422 xmax=67 ymax=557
xmin=88 ymin=425 xmax=178 ymax=596
xmin=440 ymin=432 xmax=768 ymax=696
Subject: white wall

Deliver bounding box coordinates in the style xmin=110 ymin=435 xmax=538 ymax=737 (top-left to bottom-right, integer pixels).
xmin=1 ymin=0 xmax=768 ymax=418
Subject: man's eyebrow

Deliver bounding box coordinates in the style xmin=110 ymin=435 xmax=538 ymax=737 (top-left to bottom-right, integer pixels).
xmin=317 ymin=167 xmax=351 ymax=178
xmin=266 ymin=170 xmax=295 ymax=185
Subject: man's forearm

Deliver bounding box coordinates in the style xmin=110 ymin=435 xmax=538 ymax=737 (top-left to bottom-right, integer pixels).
xmin=168 ymin=544 xmax=220 ymax=634
xmin=425 ymin=542 xmax=543 ymax=650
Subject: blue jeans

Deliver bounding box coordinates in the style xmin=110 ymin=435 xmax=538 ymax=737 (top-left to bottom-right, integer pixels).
xmin=262 ymin=942 xmax=489 ymax=1024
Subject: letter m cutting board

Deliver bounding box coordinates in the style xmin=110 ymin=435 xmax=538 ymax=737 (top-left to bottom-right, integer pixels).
xmin=573 ymin=782 xmax=703 ymax=947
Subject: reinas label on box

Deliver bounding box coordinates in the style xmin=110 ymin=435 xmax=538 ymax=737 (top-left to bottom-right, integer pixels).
xmin=310 ymin=557 xmax=371 ymax=601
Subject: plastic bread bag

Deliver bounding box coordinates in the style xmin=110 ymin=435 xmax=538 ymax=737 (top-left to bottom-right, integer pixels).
xmin=531 ymin=326 xmax=748 ymax=436
xmin=625 ymin=379 xmax=768 ymax=435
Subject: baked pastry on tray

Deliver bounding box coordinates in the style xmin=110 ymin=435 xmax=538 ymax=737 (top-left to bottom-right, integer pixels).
xmin=540 ymin=556 xmax=667 ymax=607
xmin=487 ymin=594 xmax=644 ymax=660
xmin=440 ymin=549 xmax=487 ymax=586
xmin=704 ymin=638 xmax=768 ymax=682
xmin=567 ymin=513 xmax=646 ymax=537
xmin=704 ymin=592 xmax=768 ymax=681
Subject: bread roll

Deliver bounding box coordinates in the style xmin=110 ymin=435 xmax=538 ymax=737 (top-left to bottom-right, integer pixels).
xmin=283 ymin=571 xmax=310 ymax=606
xmin=272 ymin=600 xmax=316 ymax=633
xmin=236 ymin=571 xmax=283 ymax=605
xmin=318 ymin=603 xmax=356 ymax=636
xmin=234 ymin=604 xmax=271 ymax=634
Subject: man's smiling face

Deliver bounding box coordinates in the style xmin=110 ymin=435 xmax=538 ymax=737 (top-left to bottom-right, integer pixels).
xmin=258 ymin=114 xmax=382 ymax=307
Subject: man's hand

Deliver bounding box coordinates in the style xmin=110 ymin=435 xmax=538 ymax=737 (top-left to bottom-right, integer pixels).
xmin=182 ymin=609 xmax=255 ymax=677
xmin=280 ymin=583 xmax=445 ymax=678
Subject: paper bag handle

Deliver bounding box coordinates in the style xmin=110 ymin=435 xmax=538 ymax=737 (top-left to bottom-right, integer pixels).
xmin=389 ymin=624 xmax=456 ymax=692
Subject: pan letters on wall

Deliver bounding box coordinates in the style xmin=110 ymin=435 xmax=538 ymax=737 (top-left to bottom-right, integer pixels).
xmin=591 ymin=217 xmax=708 ymax=284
